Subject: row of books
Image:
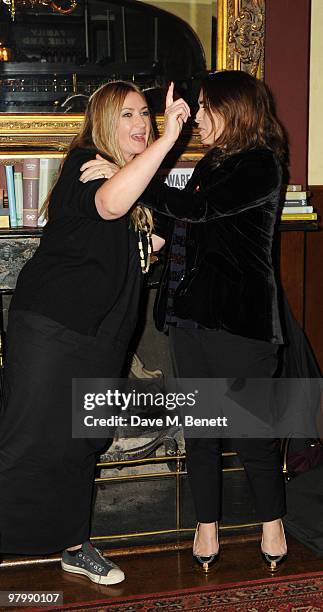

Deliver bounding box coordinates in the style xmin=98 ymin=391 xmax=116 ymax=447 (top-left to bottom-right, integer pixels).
xmin=281 ymin=184 xmax=317 ymax=221
xmin=0 ymin=158 xmax=61 ymax=229
xmin=0 ymin=166 xmax=318 ymax=228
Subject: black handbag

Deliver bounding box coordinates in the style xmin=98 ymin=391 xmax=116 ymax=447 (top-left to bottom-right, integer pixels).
xmin=283 ymin=464 xmax=323 ymax=556
xmin=282 ymin=437 xmax=323 ymax=480
xmin=279 ymin=295 xmax=323 ymax=555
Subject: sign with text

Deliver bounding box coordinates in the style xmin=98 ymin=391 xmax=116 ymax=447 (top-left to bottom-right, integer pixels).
xmin=161 ymin=168 xmax=194 ymax=190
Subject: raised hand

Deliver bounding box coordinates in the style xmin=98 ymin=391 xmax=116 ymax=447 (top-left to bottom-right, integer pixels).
xmin=79 ymin=154 xmax=119 ymax=183
xmin=165 ymin=82 xmax=175 ymax=109
xmin=163 ymin=82 xmax=191 ymax=144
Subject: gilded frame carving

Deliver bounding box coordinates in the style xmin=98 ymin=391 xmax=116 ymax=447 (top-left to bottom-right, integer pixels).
xmin=217 ymin=0 xmax=265 ymax=79
xmin=0 ymin=0 xmax=265 ymax=158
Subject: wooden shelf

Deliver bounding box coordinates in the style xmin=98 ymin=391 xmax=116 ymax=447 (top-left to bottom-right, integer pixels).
xmin=1 ymin=93 xmax=68 ymax=102
xmin=0 ymin=61 xmax=156 ymax=76
xmin=0 ymin=227 xmax=43 ymax=238
xmin=0 ymin=152 xmax=64 ymax=159
xmin=279 ymin=221 xmax=319 ymax=232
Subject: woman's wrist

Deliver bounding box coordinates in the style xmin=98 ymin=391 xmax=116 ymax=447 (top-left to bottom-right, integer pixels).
xmin=158 ymin=132 xmax=177 ymax=149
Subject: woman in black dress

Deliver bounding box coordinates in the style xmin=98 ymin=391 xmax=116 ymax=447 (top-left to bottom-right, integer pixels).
xmin=0 ymin=80 xmax=183 ymax=583
xmin=81 ymin=71 xmax=288 ymax=573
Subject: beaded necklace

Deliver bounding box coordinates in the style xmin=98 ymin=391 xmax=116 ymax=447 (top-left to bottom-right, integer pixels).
xmin=137 ymin=228 xmax=152 ymax=274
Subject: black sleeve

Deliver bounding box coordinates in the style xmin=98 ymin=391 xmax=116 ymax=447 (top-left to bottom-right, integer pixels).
xmin=54 ymin=148 xmax=106 ymax=220
xmin=73 ymin=177 xmax=106 ymax=220
xmin=141 ymin=152 xmax=281 ymax=223
xmin=152 ymin=210 xmax=173 ymax=240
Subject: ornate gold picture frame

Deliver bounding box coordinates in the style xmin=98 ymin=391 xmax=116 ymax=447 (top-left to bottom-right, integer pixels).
xmin=0 ymin=0 xmax=265 ymax=157
xmin=217 ymin=0 xmax=265 ymax=79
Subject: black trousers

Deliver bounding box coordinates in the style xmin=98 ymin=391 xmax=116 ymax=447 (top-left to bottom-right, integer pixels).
xmin=0 ymin=310 xmax=131 ymax=554
xmin=169 ymin=327 xmax=286 ymax=523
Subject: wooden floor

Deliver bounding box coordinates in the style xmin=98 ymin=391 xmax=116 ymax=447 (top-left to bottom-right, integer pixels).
xmin=0 ymin=534 xmax=322 ymax=610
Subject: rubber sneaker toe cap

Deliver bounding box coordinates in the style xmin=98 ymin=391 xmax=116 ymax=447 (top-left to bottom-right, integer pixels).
xmin=103 ymin=567 xmax=125 ymax=585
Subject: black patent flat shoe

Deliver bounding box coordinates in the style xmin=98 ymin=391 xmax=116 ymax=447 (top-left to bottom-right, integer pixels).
xmin=261 ymin=549 xmax=287 ymax=572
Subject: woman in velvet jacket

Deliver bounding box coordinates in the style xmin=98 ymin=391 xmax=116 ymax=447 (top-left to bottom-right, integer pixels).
xmin=80 ymin=71 xmax=288 ymax=572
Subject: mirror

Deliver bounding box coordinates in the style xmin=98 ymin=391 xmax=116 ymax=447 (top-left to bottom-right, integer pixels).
xmin=0 ymin=0 xmax=265 ymax=114
xmin=0 ymin=0 xmax=212 ymax=113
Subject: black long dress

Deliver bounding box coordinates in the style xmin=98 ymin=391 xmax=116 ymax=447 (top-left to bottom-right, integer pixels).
xmin=0 ymin=148 xmax=142 ymax=554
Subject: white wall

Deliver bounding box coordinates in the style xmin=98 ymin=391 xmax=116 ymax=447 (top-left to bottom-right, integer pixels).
xmin=308 ymin=0 xmax=323 ymax=185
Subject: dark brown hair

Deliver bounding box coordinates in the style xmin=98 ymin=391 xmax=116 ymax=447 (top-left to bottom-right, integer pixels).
xmin=201 ymin=70 xmax=286 ymax=161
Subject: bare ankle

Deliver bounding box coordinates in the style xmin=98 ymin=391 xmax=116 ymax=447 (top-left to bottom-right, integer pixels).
xmin=66 ymin=544 xmax=82 ymax=551
xmin=194 ymin=522 xmax=219 ymax=556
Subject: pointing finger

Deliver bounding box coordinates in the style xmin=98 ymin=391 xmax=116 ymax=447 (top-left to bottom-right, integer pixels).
xmin=165 ymin=82 xmax=174 ymax=108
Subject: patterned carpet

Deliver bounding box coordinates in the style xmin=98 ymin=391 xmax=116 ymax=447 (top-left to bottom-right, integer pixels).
xmin=28 ymin=571 xmax=323 ymax=612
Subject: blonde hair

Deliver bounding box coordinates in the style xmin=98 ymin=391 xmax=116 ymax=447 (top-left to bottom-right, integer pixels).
xmin=42 ymin=80 xmax=154 ymax=231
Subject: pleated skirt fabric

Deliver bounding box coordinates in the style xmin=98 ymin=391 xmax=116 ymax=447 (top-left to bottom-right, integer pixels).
xmin=0 ymin=309 xmax=130 ymax=555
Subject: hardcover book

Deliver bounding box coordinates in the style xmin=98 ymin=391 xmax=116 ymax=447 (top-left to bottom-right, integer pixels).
xmin=281 ymin=212 xmax=317 ymax=221
xmin=0 ymin=207 xmax=10 ymax=228
xmin=284 ymin=199 xmax=308 ymax=206
xmin=282 ymin=206 xmax=313 ymax=214
xmin=5 ymin=165 xmax=17 ymax=228
xmin=286 ymin=184 xmax=303 ymax=192
xmin=38 ymin=158 xmax=61 ymax=226
xmin=285 ymin=191 xmax=311 ymax=201
xmin=14 ymin=163 xmax=23 ymax=227
xmin=23 ymin=158 xmax=40 ymax=227
xmin=0 ymin=165 xmax=8 ymax=207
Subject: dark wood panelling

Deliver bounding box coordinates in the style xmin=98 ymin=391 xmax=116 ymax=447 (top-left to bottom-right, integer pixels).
xmin=264 ymin=0 xmax=311 ymax=186
xmin=280 ymin=231 xmax=305 ymax=326
xmin=264 ymin=1 xmax=323 ymax=369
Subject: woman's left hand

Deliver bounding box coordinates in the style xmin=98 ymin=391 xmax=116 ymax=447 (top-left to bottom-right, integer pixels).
xmin=80 ymin=154 xmax=118 ymax=182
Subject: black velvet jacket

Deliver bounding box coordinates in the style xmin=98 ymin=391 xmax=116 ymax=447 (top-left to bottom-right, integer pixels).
xmin=142 ymin=146 xmax=284 ymax=344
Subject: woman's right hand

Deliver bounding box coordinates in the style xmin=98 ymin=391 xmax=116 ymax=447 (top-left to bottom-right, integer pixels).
xmin=162 ymin=82 xmax=191 ymax=145
xmin=79 ymin=154 xmax=119 ymax=183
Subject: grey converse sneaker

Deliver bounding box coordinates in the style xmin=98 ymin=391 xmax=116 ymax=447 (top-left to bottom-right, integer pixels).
xmin=61 ymin=541 xmax=125 ymax=585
